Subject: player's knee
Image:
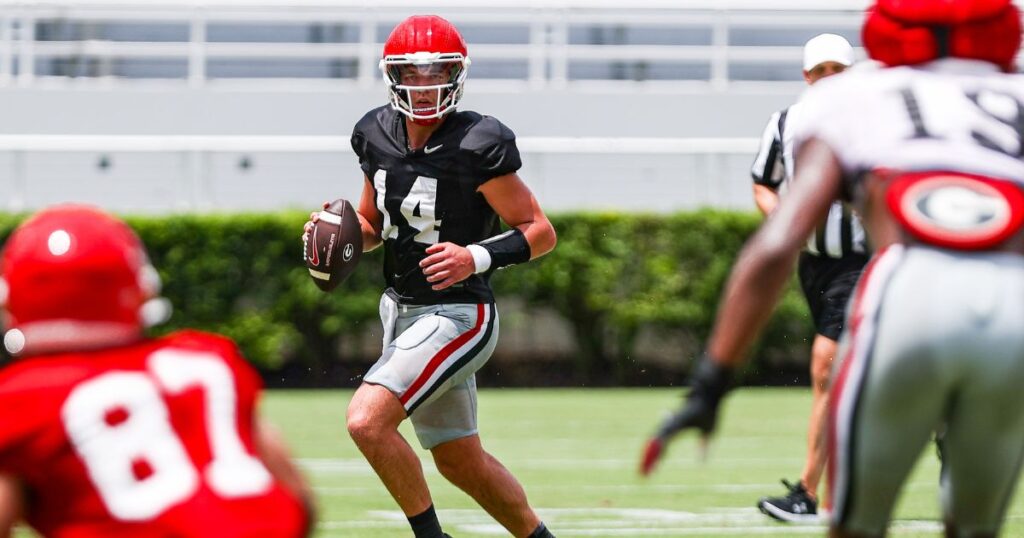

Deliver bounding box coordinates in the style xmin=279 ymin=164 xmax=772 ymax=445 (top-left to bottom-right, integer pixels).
xmin=811 ymin=339 xmax=837 ymax=389
xmin=346 ymin=384 xmax=405 ymax=444
xmin=812 ymin=356 xmax=832 ymax=389
xmin=346 ymin=406 xmax=384 ymax=445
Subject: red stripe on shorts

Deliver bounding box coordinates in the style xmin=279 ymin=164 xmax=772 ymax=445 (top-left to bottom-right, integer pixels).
xmin=826 ymin=246 xmax=890 ymax=511
xmin=399 ymin=303 xmax=486 ymax=406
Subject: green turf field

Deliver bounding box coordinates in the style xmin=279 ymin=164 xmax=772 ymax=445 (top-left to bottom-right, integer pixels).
xmin=14 ymin=387 xmax=1024 ymax=537
xmin=263 ymin=387 xmax=1024 ymax=537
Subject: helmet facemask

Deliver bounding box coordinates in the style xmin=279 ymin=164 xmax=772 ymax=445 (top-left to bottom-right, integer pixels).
xmin=381 ymin=52 xmax=470 ymax=124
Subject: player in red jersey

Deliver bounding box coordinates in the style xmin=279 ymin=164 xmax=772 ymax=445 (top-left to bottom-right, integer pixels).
xmin=0 ymin=205 xmax=313 ymax=538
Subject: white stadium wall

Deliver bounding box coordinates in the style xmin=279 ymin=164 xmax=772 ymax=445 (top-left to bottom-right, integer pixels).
xmin=0 ymin=0 xmax=941 ymax=213
xmin=0 ymin=87 xmax=795 ymax=212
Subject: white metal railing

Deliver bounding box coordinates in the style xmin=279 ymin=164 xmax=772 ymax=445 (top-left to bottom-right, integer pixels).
xmin=0 ymin=135 xmax=761 ymax=212
xmin=0 ymin=134 xmax=759 ymax=153
xmin=0 ymin=0 xmax=885 ymax=90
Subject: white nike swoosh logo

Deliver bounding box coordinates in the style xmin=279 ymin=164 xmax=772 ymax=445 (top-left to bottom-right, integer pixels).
xmin=424 ymin=144 xmax=443 ymax=154
xmin=310 ymin=226 xmax=320 ymax=266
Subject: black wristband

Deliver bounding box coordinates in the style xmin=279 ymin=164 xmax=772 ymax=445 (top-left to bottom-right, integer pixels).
xmin=475 ymin=228 xmax=531 ymax=270
xmin=688 ymin=353 xmax=735 ymax=406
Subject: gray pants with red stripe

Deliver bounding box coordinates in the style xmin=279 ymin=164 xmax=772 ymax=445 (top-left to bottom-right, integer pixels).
xmin=829 ymin=245 xmax=1024 ymax=536
xmin=364 ymin=292 xmax=499 ymax=449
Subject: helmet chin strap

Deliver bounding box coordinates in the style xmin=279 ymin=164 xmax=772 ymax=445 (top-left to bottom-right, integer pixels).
xmin=411 ymin=116 xmax=442 ymax=126
xmin=930 ymin=26 xmax=951 ymax=59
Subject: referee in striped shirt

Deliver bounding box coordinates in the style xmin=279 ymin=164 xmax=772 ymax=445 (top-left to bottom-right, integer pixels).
xmin=750 ymin=34 xmax=870 ymax=524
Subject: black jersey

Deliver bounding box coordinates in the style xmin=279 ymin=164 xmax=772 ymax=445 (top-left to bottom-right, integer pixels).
xmin=351 ymin=105 xmax=522 ymax=305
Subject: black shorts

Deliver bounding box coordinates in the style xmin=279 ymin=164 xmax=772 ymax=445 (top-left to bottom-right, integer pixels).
xmin=797 ymin=252 xmax=869 ymax=340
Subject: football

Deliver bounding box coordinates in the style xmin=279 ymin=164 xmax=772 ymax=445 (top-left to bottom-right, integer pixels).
xmin=304 ymin=198 xmax=363 ymax=292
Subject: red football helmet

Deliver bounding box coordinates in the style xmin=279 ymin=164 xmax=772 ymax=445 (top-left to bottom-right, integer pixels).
xmin=380 ymin=15 xmax=470 ymax=124
xmin=0 ymin=205 xmax=168 ymax=356
xmin=863 ymin=0 xmax=1022 ymax=72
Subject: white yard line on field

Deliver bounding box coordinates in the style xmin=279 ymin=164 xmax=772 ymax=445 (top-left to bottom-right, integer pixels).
xmin=314 ymin=483 xmax=772 ymax=495
xmin=460 ymin=525 xmax=825 ymax=535
xmin=300 ymin=458 xmax=940 ymax=496
xmin=300 ymin=456 xmax=810 ymax=472
xmin=317 ymin=507 xmax=943 ymax=536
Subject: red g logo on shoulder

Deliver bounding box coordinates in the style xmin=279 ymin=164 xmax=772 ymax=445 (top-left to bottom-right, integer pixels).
xmin=885 ymin=171 xmax=1024 ymax=250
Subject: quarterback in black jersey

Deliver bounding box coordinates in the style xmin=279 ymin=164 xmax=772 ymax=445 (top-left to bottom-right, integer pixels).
xmin=350 ymin=105 xmax=522 ymax=305
xmin=304 ymin=14 xmax=557 ymax=538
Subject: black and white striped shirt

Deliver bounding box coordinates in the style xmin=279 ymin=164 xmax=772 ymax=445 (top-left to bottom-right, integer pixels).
xmin=751 ymin=102 xmax=868 ymax=258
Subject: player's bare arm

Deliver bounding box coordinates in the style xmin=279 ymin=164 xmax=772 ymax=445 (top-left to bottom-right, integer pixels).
xmin=479 ymin=172 xmax=557 ymax=259
xmin=420 ymin=172 xmax=556 ymax=291
xmin=639 ymin=137 xmax=844 ymax=476
xmin=709 ymin=138 xmax=841 ymax=366
xmin=752 ymin=184 xmax=780 ymax=216
xmin=254 ymin=420 xmax=315 ymax=535
xmin=356 ymin=175 xmax=384 ymax=251
xmin=0 ymin=474 xmax=23 ymax=538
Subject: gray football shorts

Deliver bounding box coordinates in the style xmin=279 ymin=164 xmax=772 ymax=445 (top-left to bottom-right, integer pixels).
xmin=829 ymin=245 xmax=1024 ymax=536
xmin=363 ymin=291 xmax=499 ymax=449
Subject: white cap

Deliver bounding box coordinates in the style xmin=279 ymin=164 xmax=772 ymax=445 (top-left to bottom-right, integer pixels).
xmin=803 ymin=33 xmax=854 ymax=71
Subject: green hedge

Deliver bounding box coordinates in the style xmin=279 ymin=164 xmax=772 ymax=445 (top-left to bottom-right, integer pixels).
xmin=0 ymin=211 xmax=813 ymax=385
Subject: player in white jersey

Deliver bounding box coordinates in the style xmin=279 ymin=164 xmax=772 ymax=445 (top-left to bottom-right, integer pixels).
xmin=642 ymin=0 xmax=1024 ymax=535
xmin=750 ymin=34 xmax=869 ymax=523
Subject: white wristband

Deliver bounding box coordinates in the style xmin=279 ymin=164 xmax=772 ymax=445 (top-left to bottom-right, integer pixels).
xmin=466 ymin=244 xmax=493 ymax=274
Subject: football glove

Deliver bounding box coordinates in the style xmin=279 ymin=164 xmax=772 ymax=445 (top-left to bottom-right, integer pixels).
xmin=640 ymin=354 xmax=734 ymax=476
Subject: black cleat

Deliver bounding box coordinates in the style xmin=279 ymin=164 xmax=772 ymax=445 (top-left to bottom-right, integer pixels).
xmin=757 ymin=479 xmax=820 ymax=524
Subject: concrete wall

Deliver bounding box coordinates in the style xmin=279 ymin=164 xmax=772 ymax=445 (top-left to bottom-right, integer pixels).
xmin=0 ymin=85 xmax=801 ymax=212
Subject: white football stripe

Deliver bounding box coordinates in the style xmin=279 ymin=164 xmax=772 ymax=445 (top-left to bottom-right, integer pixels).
xmin=317 ymin=211 xmax=342 ymax=225
xmin=308 ymin=269 xmax=331 ymax=280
